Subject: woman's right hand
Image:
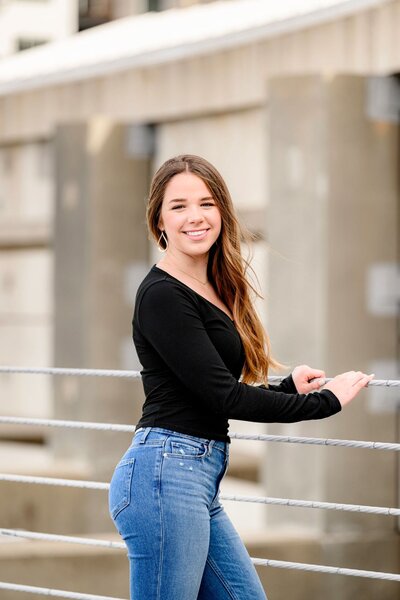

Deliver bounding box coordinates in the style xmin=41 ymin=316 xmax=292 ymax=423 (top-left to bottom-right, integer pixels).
xmin=322 ymin=371 xmax=375 ymax=408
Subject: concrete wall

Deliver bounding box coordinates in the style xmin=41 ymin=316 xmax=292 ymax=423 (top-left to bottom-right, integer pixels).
xmin=0 ymin=250 xmax=52 ymax=418
xmin=0 ymin=142 xmax=53 ymax=223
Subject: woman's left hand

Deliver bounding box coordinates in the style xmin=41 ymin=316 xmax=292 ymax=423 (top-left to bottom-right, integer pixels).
xmin=292 ymin=364 xmax=326 ymax=394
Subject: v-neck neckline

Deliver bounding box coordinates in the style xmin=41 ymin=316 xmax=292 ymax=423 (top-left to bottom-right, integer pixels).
xmin=152 ymin=265 xmax=234 ymax=323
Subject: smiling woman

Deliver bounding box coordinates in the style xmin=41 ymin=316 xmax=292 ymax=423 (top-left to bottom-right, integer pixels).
xmin=108 ymin=154 xmax=373 ymax=600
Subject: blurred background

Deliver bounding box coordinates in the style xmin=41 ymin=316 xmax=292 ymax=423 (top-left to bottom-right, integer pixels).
xmin=0 ymin=0 xmax=399 ymax=598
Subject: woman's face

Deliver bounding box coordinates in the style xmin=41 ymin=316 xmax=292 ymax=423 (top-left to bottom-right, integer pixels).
xmin=158 ymin=172 xmax=221 ymax=258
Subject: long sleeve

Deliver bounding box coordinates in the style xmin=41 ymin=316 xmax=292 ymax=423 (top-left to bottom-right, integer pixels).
xmin=263 ymin=374 xmax=298 ymax=394
xmin=136 ymin=280 xmax=341 ymax=424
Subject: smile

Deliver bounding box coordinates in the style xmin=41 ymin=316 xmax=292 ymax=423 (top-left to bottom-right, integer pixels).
xmin=183 ymin=229 xmax=210 ymax=239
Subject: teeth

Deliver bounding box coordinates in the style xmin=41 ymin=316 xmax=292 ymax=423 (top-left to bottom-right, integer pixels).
xmin=186 ymin=230 xmax=207 ymax=237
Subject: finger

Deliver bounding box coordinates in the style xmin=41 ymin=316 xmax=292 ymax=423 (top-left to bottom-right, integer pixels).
xmin=306 ymin=380 xmax=320 ymax=390
xmin=308 ymin=371 xmax=325 ymax=383
xmin=354 ymin=374 xmax=373 ymax=389
xmin=341 ymin=371 xmax=355 ymax=380
xmin=307 ymin=369 xmax=325 ymax=379
xmin=312 ymin=377 xmax=326 ymax=388
xmin=304 ymin=367 xmax=325 ymax=380
xmin=365 ymin=373 xmax=375 ymax=387
xmin=361 ymin=375 xmax=372 ymax=388
xmin=351 ymin=371 xmax=365 ymax=386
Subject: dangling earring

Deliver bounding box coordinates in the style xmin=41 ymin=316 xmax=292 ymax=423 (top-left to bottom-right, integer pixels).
xmin=157 ymin=230 xmax=168 ymax=252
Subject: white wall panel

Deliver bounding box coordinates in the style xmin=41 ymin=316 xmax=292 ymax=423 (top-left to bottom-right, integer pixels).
xmin=155 ymin=108 xmax=268 ymax=211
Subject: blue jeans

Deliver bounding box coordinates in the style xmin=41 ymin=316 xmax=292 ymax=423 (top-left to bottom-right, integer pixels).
xmin=109 ymin=427 xmax=267 ymax=600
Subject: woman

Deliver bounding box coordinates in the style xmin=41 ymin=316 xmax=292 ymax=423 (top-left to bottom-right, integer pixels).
xmin=109 ymin=154 xmax=373 ymax=600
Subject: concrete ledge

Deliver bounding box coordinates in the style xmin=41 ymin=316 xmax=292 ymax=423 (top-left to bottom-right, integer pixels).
xmin=226 ymin=449 xmax=261 ymax=482
xmin=0 ymin=535 xmax=126 ymax=600
xmin=0 ymin=426 xmax=46 ymax=443
xmin=0 ymin=442 xmax=89 ymax=477
xmin=249 ymin=531 xmax=400 ymax=600
xmin=0 ymin=220 xmax=51 ymax=248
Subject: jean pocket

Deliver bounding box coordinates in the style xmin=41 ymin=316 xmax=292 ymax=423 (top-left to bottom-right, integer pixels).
xmin=165 ymin=439 xmax=208 ymax=459
xmin=108 ymin=457 xmax=136 ymax=520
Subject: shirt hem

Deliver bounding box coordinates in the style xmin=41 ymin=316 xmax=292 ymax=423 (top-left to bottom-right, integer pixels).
xmin=135 ymin=419 xmax=231 ymax=443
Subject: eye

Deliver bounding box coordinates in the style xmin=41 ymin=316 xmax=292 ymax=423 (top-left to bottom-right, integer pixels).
xmin=202 ymin=202 xmax=215 ymax=207
xmin=171 ymin=204 xmax=184 ymax=210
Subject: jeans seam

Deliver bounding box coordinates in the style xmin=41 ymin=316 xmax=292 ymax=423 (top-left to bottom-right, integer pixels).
xmin=156 ymin=447 xmax=164 ymax=600
xmin=205 ymin=555 xmax=241 ymax=600
xmin=209 ymin=456 xmax=229 ymax=509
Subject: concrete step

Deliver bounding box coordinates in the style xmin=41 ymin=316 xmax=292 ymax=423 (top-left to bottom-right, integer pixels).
xmin=0 ymin=424 xmax=46 ymax=443
xmin=0 ymin=534 xmax=124 ymax=600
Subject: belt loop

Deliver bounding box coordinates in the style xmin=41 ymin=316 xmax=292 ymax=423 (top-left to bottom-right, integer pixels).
xmin=208 ymin=440 xmax=215 ymax=456
xmin=139 ymin=427 xmax=152 ymax=444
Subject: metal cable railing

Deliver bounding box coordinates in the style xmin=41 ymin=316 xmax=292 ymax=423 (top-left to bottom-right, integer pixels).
xmin=0 ymin=472 xmax=399 ymax=516
xmin=0 ymin=364 xmax=399 ymax=598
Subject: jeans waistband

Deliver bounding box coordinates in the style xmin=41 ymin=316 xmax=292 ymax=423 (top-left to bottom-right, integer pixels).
xmin=134 ymin=427 xmax=228 ymax=454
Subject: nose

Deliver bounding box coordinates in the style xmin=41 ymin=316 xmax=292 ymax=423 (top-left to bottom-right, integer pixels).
xmin=187 ymin=206 xmax=204 ymax=224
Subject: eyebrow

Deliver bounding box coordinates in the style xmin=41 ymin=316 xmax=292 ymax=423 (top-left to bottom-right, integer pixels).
xmin=168 ymin=196 xmax=214 ymax=204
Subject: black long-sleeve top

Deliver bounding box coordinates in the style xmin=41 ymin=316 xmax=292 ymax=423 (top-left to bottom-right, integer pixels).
xmin=132 ymin=265 xmax=341 ymax=442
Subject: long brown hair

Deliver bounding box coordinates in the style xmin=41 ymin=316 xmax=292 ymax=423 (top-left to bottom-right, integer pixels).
xmin=146 ymin=154 xmax=281 ymax=385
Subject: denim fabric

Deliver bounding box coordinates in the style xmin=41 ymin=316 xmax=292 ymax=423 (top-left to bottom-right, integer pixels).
xmin=109 ymin=427 xmax=267 ymax=600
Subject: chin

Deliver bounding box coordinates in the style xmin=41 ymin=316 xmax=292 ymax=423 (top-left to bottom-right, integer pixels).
xmin=193 ymin=241 xmax=216 ymax=252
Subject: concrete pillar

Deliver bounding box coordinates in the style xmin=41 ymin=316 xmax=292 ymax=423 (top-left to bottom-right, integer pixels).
xmin=51 ymin=119 xmax=152 ymax=483
xmin=264 ymin=75 xmax=399 ymax=598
